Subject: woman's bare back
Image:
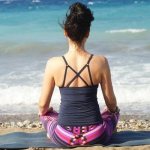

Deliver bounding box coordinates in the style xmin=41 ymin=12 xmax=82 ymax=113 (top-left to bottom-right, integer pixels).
xmin=49 ymin=52 xmax=106 ymax=88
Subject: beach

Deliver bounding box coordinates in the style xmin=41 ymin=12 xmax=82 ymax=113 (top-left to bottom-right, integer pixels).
xmin=0 ymin=114 xmax=150 ymax=149
xmin=0 ymin=114 xmax=150 ymax=131
xmin=0 ymin=0 xmax=150 ymax=116
xmin=26 ymin=145 xmax=150 ymax=150
xmin=0 ymin=0 xmax=150 ymax=149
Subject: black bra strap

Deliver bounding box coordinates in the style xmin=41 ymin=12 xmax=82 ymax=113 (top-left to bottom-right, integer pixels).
xmin=62 ymin=56 xmax=68 ymax=65
xmin=62 ymin=56 xmax=69 ymax=87
xmin=87 ymin=54 xmax=94 ymax=85
xmin=62 ymin=54 xmax=94 ymax=87
xmin=87 ymin=65 xmax=94 ymax=86
xmin=66 ymin=65 xmax=89 ymax=87
xmin=87 ymin=54 xmax=93 ymax=65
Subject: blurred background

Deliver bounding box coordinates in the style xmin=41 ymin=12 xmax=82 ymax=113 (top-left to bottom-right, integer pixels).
xmin=0 ymin=0 xmax=150 ymax=116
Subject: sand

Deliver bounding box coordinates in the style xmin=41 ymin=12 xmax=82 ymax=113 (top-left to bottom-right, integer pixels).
xmin=0 ymin=114 xmax=150 ymax=150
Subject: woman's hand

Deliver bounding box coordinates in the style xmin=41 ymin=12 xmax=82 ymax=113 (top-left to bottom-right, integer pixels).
xmin=47 ymin=107 xmax=53 ymax=113
xmin=38 ymin=107 xmax=53 ymax=116
xmin=107 ymin=106 xmax=120 ymax=114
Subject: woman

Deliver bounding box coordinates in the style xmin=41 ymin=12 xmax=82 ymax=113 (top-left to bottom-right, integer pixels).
xmin=38 ymin=2 xmax=120 ymax=147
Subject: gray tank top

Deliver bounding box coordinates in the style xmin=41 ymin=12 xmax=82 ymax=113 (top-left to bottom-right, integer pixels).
xmin=58 ymin=54 xmax=103 ymax=126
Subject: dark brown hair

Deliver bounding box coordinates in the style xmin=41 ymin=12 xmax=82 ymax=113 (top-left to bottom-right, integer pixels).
xmin=63 ymin=2 xmax=94 ymax=44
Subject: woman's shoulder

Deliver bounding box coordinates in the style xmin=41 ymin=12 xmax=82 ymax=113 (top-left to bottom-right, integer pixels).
xmin=47 ymin=56 xmax=62 ymax=63
xmin=46 ymin=54 xmax=109 ymax=70
xmin=46 ymin=56 xmax=64 ymax=69
xmin=93 ymin=54 xmax=108 ymax=66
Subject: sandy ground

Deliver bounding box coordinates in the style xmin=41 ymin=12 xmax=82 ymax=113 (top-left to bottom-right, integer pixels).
xmin=0 ymin=128 xmax=149 ymax=150
xmin=24 ymin=145 xmax=150 ymax=150
xmin=25 ymin=145 xmax=150 ymax=150
xmin=0 ymin=114 xmax=150 ymax=150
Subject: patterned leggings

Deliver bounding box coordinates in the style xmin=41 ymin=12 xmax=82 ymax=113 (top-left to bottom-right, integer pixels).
xmin=40 ymin=107 xmax=120 ymax=147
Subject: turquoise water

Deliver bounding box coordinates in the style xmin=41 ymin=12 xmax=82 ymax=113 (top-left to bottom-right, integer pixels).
xmin=0 ymin=0 xmax=150 ymax=43
xmin=0 ymin=0 xmax=150 ymax=115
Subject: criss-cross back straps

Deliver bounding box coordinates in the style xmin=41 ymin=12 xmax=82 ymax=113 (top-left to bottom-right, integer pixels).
xmin=62 ymin=54 xmax=94 ymax=87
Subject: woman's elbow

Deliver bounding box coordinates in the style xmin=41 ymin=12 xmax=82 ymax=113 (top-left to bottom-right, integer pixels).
xmin=105 ymin=95 xmax=117 ymax=111
xmin=38 ymin=100 xmax=48 ymax=114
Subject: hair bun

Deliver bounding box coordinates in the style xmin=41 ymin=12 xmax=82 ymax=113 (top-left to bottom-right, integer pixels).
xmin=68 ymin=2 xmax=94 ymax=25
xmin=63 ymin=2 xmax=94 ymax=43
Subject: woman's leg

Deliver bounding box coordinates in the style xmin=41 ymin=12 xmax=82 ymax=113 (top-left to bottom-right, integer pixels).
xmin=101 ymin=107 xmax=120 ymax=142
xmin=40 ymin=109 xmax=58 ymax=143
xmin=39 ymin=107 xmax=119 ymax=145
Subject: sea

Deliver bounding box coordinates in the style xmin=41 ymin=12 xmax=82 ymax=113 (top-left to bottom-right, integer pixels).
xmin=0 ymin=0 xmax=150 ymax=116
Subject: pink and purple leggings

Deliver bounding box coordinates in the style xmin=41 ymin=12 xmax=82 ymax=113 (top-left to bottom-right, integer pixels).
xmin=40 ymin=108 xmax=120 ymax=147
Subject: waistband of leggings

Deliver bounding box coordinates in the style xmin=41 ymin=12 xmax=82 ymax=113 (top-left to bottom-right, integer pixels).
xmin=55 ymin=124 xmax=105 ymax=146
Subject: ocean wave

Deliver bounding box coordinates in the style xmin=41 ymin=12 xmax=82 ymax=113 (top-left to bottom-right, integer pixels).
xmin=0 ymin=84 xmax=150 ymax=115
xmin=88 ymin=1 xmax=94 ymax=5
xmin=0 ymin=0 xmax=149 ymax=7
xmin=0 ymin=85 xmax=60 ymax=105
xmin=1 ymin=0 xmax=16 ymax=4
xmin=0 ymin=85 xmax=40 ymax=105
xmin=32 ymin=0 xmax=40 ymax=3
xmin=0 ymin=84 xmax=149 ymax=105
xmin=106 ymin=29 xmax=147 ymax=34
xmin=0 ymin=41 xmax=66 ymax=54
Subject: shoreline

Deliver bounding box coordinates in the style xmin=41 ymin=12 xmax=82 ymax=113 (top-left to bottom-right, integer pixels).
xmin=0 ymin=113 xmax=150 ymax=123
xmin=0 ymin=113 xmax=150 ymax=122
xmin=0 ymin=114 xmax=149 ymax=135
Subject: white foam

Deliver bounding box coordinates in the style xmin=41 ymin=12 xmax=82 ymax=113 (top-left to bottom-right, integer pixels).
xmin=0 ymin=83 xmax=149 ymax=114
xmin=97 ymin=84 xmax=150 ymax=115
xmin=2 ymin=0 xmax=15 ymax=4
xmin=111 ymin=63 xmax=150 ymax=85
xmin=88 ymin=1 xmax=94 ymax=5
xmin=106 ymin=29 xmax=147 ymax=34
xmin=134 ymin=1 xmax=138 ymax=4
xmin=32 ymin=0 xmax=40 ymax=3
xmin=0 ymin=86 xmax=60 ymax=106
xmin=97 ymin=84 xmax=150 ymax=103
xmin=0 ymin=86 xmax=40 ymax=105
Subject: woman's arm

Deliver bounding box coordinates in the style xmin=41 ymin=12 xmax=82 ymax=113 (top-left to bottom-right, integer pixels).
xmin=38 ymin=59 xmax=55 ymax=116
xmin=100 ymin=57 xmax=117 ymax=113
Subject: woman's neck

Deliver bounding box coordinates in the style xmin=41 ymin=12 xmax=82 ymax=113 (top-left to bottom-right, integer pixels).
xmin=68 ymin=39 xmax=87 ymax=54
